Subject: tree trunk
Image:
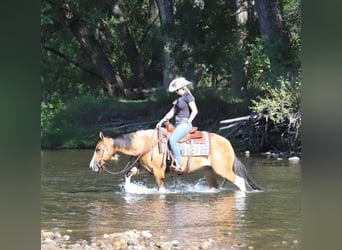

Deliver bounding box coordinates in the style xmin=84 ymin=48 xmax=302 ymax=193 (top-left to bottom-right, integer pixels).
xmin=107 ymin=0 xmax=145 ymax=85
xmin=255 ymin=0 xmax=294 ymax=86
xmin=231 ymin=0 xmax=248 ymax=98
xmin=62 ymin=1 xmax=123 ymax=96
xmin=142 ymin=0 xmax=163 ymax=85
xmin=155 ymin=0 xmax=175 ymax=88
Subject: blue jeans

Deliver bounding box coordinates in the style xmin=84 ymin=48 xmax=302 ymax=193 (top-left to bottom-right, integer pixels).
xmin=168 ymin=121 xmax=192 ymax=166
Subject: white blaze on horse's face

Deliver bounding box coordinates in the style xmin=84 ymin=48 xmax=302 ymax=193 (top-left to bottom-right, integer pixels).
xmin=89 ymin=150 xmax=99 ymax=172
xmin=89 ymin=143 xmax=108 ymax=172
xmin=89 ymin=135 xmax=113 ymax=172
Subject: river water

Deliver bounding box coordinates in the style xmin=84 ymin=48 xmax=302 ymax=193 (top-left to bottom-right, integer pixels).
xmin=41 ymin=150 xmax=301 ymax=249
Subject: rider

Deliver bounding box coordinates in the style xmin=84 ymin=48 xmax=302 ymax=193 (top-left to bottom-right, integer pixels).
xmin=156 ymin=77 xmax=198 ymax=172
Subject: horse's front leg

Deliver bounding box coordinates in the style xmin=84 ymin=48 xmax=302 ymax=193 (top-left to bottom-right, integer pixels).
xmin=140 ymin=152 xmax=166 ymax=192
xmin=125 ymin=166 xmax=139 ymax=184
xmin=153 ymin=167 xmax=166 ymax=192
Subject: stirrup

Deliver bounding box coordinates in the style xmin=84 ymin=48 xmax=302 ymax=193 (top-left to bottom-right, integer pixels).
xmin=170 ymin=163 xmax=182 ymax=172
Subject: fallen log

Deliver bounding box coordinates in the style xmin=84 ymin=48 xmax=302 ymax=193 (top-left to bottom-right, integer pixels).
xmin=219 ymin=122 xmax=240 ymax=131
xmin=220 ymin=115 xmax=251 ymax=124
xmin=219 ymin=112 xmax=301 ymax=154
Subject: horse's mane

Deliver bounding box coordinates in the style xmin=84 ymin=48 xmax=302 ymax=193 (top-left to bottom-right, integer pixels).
xmin=112 ymin=129 xmax=155 ymax=149
xmin=112 ymin=133 xmax=134 ymax=150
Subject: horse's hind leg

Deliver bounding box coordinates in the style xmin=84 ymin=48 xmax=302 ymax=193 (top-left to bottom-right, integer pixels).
xmin=214 ymin=164 xmax=246 ymax=192
xmin=209 ymin=135 xmax=247 ymax=192
xmin=202 ymin=166 xmax=218 ymax=189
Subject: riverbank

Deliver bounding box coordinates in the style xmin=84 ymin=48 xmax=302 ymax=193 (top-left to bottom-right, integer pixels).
xmin=41 ymin=229 xmax=246 ymax=250
xmin=41 ymin=93 xmax=301 ymax=154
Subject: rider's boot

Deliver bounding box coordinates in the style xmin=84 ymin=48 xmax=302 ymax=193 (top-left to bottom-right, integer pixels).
xmin=170 ymin=161 xmax=183 ymax=173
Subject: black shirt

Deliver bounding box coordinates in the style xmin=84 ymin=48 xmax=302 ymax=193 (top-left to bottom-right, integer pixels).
xmin=175 ymin=92 xmax=195 ymax=118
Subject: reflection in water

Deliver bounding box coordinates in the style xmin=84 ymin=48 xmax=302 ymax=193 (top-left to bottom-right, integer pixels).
xmin=86 ymin=180 xmax=247 ymax=247
xmin=41 ymin=150 xmax=301 ymax=249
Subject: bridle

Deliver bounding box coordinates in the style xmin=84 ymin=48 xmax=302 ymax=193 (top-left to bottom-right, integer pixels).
xmin=95 ymin=129 xmax=162 ymax=176
xmin=95 ymin=141 xmax=129 ymax=175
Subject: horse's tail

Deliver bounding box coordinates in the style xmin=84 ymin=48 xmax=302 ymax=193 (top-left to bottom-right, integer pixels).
xmin=233 ymin=156 xmax=262 ymax=191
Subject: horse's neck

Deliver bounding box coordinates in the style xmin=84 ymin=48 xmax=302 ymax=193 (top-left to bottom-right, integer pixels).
xmin=115 ymin=130 xmax=156 ymax=156
xmin=115 ymin=147 xmax=137 ymax=156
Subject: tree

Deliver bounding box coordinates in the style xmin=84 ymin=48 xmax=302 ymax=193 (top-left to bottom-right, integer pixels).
xmin=41 ymin=0 xmax=300 ymax=100
xmin=62 ymin=1 xmax=124 ymax=96
xmin=155 ymin=0 xmax=175 ymax=87
xmin=230 ymin=0 xmax=248 ymax=98
xmin=107 ymin=0 xmax=145 ymax=84
xmin=255 ymin=0 xmax=296 ymax=86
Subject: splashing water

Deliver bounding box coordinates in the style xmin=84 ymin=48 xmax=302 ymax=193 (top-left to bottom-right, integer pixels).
xmin=120 ymin=174 xmax=224 ymax=195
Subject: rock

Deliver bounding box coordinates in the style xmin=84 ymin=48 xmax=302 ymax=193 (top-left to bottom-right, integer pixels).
xmin=293 ymin=239 xmax=299 ymax=244
xmin=127 ymin=238 xmax=138 ymax=246
xmin=42 ymin=238 xmax=56 ymax=245
xmin=113 ymin=240 xmax=121 ymax=249
xmin=263 ymin=151 xmax=271 ymax=157
xmin=171 ymin=240 xmax=180 ymax=246
xmin=142 ymin=231 xmax=152 ymax=239
xmin=43 ymin=229 xmax=279 ymax=250
xmin=133 ymin=246 xmax=144 ymax=250
xmin=199 ymin=239 xmax=216 ymax=249
xmin=288 ymin=156 xmax=300 ymax=162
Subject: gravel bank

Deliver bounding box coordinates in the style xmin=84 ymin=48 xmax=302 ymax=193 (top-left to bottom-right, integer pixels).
xmin=41 ymin=229 xmax=231 ymax=250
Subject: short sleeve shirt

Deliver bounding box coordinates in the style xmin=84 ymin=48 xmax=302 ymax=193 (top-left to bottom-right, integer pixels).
xmin=175 ymin=92 xmax=195 ymax=118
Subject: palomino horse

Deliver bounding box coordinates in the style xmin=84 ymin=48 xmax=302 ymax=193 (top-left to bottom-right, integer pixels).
xmin=89 ymin=130 xmax=261 ymax=192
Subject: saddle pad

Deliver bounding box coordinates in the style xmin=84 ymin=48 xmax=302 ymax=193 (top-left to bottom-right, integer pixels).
xmin=179 ymin=131 xmax=210 ymax=156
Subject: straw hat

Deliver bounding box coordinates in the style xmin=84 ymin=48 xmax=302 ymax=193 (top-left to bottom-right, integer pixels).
xmin=168 ymin=77 xmax=192 ymax=92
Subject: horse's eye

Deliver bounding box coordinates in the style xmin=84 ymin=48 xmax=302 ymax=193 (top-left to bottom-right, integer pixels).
xmin=95 ymin=148 xmax=101 ymax=152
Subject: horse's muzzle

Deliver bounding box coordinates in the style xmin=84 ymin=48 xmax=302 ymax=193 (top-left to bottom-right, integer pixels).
xmin=89 ymin=162 xmax=103 ymax=172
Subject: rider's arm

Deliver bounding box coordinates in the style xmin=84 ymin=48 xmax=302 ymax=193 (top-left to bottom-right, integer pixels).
xmin=156 ymin=106 xmax=175 ymax=127
xmin=187 ymin=101 xmax=198 ymax=123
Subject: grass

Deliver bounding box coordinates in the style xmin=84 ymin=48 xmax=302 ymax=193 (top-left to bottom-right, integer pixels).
xmin=41 ymin=90 xmax=249 ymax=149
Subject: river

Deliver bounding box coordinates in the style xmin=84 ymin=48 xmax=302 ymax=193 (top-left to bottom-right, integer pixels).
xmin=41 ymin=149 xmax=301 ymax=249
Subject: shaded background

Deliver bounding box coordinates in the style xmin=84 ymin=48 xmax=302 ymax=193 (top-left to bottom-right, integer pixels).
xmin=1 ymin=0 xmax=342 ymax=249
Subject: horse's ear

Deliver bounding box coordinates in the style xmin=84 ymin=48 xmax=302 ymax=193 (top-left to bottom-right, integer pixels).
xmin=99 ymin=131 xmax=104 ymax=140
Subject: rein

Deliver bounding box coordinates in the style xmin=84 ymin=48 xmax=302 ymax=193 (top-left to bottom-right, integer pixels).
xmin=101 ymin=157 xmax=134 ymax=175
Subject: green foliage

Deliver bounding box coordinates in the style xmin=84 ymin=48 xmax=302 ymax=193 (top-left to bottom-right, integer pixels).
xmin=245 ymin=38 xmax=271 ymax=87
xmin=250 ymin=78 xmax=301 ymax=124
xmin=41 ymin=94 xmax=162 ymax=148
xmin=41 ymin=88 xmax=247 ymax=148
xmin=282 ymin=0 xmax=301 ymax=48
xmin=40 ymin=0 xmax=301 ymax=151
xmin=171 ymin=0 xmax=235 ymax=82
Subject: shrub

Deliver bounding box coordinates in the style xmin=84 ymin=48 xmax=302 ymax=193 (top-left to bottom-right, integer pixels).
xmin=250 ymin=78 xmax=301 ymax=124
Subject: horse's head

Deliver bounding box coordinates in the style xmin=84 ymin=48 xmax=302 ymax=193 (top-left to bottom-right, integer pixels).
xmin=89 ymin=131 xmax=115 ymax=172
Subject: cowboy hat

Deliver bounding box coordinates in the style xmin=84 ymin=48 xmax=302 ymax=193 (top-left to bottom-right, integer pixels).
xmin=168 ymin=77 xmax=192 ymax=92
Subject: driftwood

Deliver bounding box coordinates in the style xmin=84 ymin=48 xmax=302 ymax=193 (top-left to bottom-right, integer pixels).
xmin=219 ymin=112 xmax=301 ymax=154
xmin=219 ymin=122 xmax=241 ymax=131
xmin=220 ymin=115 xmax=252 ymax=124
xmin=219 ymin=114 xmax=257 ymax=131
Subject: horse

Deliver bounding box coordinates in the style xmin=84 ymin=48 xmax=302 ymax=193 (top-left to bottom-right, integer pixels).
xmin=89 ymin=129 xmax=261 ymax=192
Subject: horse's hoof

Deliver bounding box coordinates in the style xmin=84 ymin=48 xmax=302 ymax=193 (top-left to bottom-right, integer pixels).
xmin=125 ymin=166 xmax=138 ymax=178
